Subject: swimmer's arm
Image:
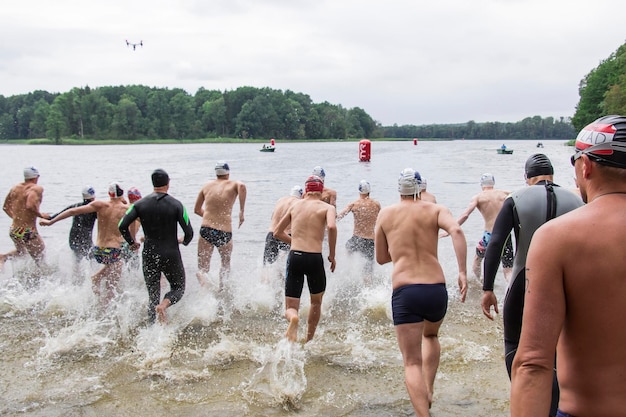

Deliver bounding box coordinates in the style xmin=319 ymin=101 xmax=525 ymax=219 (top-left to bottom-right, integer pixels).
xmin=40 ymin=203 xmax=96 ymax=226
xmin=118 ymin=206 xmax=139 ymax=245
xmin=179 ymin=206 xmax=194 ymax=246
xmin=193 ymin=190 xmax=205 ymax=217
xmin=326 ymin=206 xmax=337 ymax=272
xmin=374 ymin=212 xmax=391 ymax=265
xmin=440 ymin=207 xmax=468 ymax=301
xmin=273 ymin=210 xmax=292 ymax=244
xmin=456 ymin=195 xmax=478 ymax=226
xmin=336 ymin=203 xmax=353 ymax=220
xmin=3 ymin=191 xmax=14 ymax=218
xmin=329 ymin=190 xmax=337 ymax=208
xmin=25 ymin=187 xmax=46 ymax=218
xmin=237 ymin=182 xmax=246 ymax=228
xmin=511 ymin=226 xmax=565 ymax=416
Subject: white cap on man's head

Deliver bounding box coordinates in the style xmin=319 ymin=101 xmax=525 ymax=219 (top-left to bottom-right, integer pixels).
xmin=290 ymin=185 xmax=304 ymax=198
xmin=108 ymin=182 xmax=124 ymax=198
xmin=23 ymin=166 xmax=40 ymax=180
xmin=358 ymin=180 xmax=371 ymax=195
xmin=312 ymin=166 xmax=326 ymax=180
xmin=480 ymin=173 xmax=495 ymax=187
xmin=82 ymin=186 xmax=96 ymax=199
xmin=215 ymin=161 xmax=230 ymax=176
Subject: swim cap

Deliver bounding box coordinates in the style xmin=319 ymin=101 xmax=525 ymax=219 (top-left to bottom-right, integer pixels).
xmin=525 ymin=154 xmax=554 ymax=178
xmin=358 ymin=180 xmax=371 ymax=195
xmin=573 ymin=115 xmax=626 ymax=168
xmin=82 ymin=186 xmax=95 ymax=200
xmin=398 ymin=168 xmax=421 ymax=196
xmin=312 ymin=166 xmax=326 ymax=180
xmin=305 ymin=175 xmax=324 ymax=193
xmin=419 ymin=177 xmax=427 ymax=192
xmin=151 ymin=168 xmax=169 ymax=187
xmin=215 ymin=161 xmax=230 ymax=176
xmin=480 ymin=173 xmax=495 ymax=187
xmin=108 ymin=182 xmax=124 ymax=198
xmin=290 ymin=185 xmax=304 ymax=198
xmin=127 ymin=187 xmax=142 ymax=203
xmin=23 ymin=166 xmax=39 ymax=180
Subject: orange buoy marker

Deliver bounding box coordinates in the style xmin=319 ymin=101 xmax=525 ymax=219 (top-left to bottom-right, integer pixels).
xmin=359 ymin=139 xmax=371 ymax=162
xmin=270 ymin=138 xmax=275 ymax=146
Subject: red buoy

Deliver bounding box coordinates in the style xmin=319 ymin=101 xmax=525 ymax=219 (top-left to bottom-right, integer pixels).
xmin=413 ymin=138 xmax=418 ymax=145
xmin=359 ymin=139 xmax=371 ymax=162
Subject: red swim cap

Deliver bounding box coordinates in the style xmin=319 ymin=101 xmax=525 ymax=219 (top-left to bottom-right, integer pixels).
xmin=305 ymin=175 xmax=324 ymax=193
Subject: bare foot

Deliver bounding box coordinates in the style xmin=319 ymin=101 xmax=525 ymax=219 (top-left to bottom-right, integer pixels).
xmin=285 ymin=316 xmax=299 ymax=342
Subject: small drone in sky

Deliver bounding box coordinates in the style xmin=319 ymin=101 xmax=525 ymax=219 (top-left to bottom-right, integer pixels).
xmin=125 ymin=40 xmax=143 ymax=50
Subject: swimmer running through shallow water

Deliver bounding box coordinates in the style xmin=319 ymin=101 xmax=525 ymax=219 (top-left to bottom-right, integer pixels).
xmin=274 ymin=175 xmax=336 ymax=343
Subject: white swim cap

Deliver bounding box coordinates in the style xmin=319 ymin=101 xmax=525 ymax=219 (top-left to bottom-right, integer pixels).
xmin=398 ymin=168 xmax=421 ymax=196
xmin=358 ymin=180 xmax=371 ymax=195
xmin=82 ymin=186 xmax=96 ymax=199
xmin=215 ymin=161 xmax=230 ymax=176
xmin=23 ymin=166 xmax=40 ymax=180
xmin=108 ymin=182 xmax=124 ymax=198
xmin=480 ymin=173 xmax=495 ymax=187
xmin=312 ymin=166 xmax=326 ymax=180
xmin=419 ymin=177 xmax=427 ymax=192
xmin=290 ymin=185 xmax=304 ymax=198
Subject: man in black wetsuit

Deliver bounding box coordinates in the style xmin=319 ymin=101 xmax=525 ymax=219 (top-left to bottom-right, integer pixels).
xmin=481 ymin=154 xmax=583 ymax=417
xmin=48 ymin=186 xmax=97 ymax=275
xmin=119 ymin=169 xmax=194 ymax=324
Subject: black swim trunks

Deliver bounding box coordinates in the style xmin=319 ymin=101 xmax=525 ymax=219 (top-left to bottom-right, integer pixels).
xmin=263 ymin=231 xmax=290 ymax=265
xmin=285 ymin=250 xmax=326 ymax=298
xmin=345 ymin=235 xmax=375 ymax=260
xmin=392 ymin=283 xmax=448 ymax=325
xmin=200 ymin=226 xmax=232 ymax=247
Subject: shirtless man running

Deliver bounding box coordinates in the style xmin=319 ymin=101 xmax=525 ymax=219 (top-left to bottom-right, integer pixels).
xmin=263 ymin=185 xmax=303 ymax=268
xmin=194 ymin=161 xmax=246 ymax=291
xmin=375 ymin=168 xmax=467 ymax=416
xmin=1 ymin=167 xmax=48 ymax=269
xmin=444 ymin=173 xmax=513 ymax=282
xmin=41 ymin=182 xmax=129 ymax=306
xmin=274 ymin=175 xmax=337 ymax=343
xmin=337 ymin=180 xmax=380 ymax=285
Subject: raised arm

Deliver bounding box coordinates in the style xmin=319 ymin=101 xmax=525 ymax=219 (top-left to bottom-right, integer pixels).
xmin=40 ymin=202 xmax=98 ymax=226
xmin=336 ymin=202 xmax=353 ymax=221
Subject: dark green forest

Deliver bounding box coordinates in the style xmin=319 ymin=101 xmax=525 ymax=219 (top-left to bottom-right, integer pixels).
xmin=0 ymin=41 xmax=623 ymax=143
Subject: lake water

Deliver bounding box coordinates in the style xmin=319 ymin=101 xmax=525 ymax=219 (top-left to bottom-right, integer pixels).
xmin=0 ymin=140 xmax=577 ymax=417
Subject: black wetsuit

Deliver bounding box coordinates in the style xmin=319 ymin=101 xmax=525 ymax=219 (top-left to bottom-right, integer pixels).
xmin=483 ymin=180 xmax=583 ymax=417
xmin=50 ymin=200 xmax=97 ymax=259
xmin=118 ymin=191 xmax=194 ymax=323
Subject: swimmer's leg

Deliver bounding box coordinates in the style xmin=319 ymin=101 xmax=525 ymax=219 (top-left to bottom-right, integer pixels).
xmin=155 ymin=298 xmax=171 ymax=324
xmin=284 ymin=296 xmax=300 ymax=342
xmin=196 ymin=237 xmax=214 ymax=287
xmin=472 ymin=255 xmax=482 ymax=280
xmin=217 ymin=241 xmax=233 ymax=291
xmin=306 ymin=292 xmax=324 ymax=342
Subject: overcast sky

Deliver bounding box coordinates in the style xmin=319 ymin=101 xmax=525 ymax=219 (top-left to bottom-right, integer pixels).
xmin=1 ymin=0 xmax=624 ymax=126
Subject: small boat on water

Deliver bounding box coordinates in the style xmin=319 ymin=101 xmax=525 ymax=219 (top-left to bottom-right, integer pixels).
xmin=536 ymin=142 xmax=544 ymax=148
xmin=260 ymin=144 xmax=275 ymax=152
xmin=497 ymin=148 xmax=514 ymax=154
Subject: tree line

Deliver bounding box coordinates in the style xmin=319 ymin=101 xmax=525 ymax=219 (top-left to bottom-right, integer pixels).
xmin=0 ymin=86 xmax=379 ymax=142
xmin=0 ymin=84 xmax=583 ymax=143
xmin=572 ymin=41 xmax=626 ymax=130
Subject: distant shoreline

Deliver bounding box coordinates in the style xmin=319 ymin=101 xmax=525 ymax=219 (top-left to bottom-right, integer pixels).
xmin=1 ymin=138 xmax=575 ymax=145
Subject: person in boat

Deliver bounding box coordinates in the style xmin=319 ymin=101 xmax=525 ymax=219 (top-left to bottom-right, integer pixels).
xmin=482 ymin=154 xmax=583 ymax=417
xmin=273 ymin=175 xmax=337 ymax=343
xmin=194 ymin=161 xmax=246 ymax=291
xmin=374 ymin=167 xmax=467 ymax=416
